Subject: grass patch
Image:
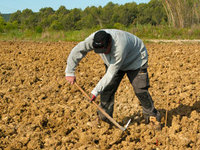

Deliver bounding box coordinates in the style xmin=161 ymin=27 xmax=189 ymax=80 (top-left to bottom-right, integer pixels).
xmin=0 ymin=25 xmax=200 ymax=41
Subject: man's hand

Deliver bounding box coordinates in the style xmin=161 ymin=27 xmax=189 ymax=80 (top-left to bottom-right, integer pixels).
xmin=65 ymin=76 xmax=76 ymax=84
xmin=90 ymin=94 xmax=96 ymax=102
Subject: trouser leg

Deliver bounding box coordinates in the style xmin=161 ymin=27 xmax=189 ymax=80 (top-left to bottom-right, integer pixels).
xmin=98 ymin=66 xmax=125 ymax=122
xmin=127 ymin=63 xmax=160 ymax=122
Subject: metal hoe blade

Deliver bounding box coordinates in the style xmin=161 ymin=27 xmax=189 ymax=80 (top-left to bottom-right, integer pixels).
xmin=123 ymin=119 xmax=132 ymax=131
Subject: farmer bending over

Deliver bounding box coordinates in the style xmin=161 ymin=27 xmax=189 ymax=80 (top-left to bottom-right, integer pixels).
xmin=65 ymin=29 xmax=161 ymax=128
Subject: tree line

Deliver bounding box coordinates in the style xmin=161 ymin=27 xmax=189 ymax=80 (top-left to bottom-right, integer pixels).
xmin=0 ymin=0 xmax=200 ymax=33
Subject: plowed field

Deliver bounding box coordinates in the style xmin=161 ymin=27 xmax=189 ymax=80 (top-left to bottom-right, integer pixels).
xmin=0 ymin=41 xmax=199 ymax=149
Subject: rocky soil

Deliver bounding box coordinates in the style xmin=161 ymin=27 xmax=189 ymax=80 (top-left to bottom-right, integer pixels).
xmin=0 ymin=41 xmax=199 ymax=149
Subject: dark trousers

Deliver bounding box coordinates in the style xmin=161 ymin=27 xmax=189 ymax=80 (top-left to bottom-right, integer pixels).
xmin=98 ymin=62 xmax=157 ymax=121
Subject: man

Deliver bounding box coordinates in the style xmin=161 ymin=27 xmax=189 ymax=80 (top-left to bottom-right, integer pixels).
xmin=65 ymin=29 xmax=161 ymax=127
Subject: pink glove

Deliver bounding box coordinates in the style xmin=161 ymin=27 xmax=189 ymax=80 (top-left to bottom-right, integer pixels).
xmin=90 ymin=94 xmax=96 ymax=102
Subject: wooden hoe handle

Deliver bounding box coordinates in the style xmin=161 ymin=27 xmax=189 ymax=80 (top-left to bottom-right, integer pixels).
xmin=74 ymin=82 xmax=127 ymax=131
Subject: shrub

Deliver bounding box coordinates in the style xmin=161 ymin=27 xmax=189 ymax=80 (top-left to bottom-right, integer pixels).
xmin=35 ymin=26 xmax=43 ymax=33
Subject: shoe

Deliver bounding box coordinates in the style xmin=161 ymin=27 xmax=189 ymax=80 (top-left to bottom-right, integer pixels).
xmin=144 ymin=109 xmax=161 ymax=123
xmin=149 ymin=116 xmax=161 ymax=130
xmin=144 ymin=109 xmax=161 ymax=130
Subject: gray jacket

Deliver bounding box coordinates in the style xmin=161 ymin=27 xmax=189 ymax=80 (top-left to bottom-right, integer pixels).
xmin=65 ymin=29 xmax=148 ymax=96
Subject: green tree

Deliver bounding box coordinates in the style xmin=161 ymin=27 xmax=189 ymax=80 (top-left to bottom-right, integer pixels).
xmin=5 ymin=21 xmax=18 ymax=31
xmin=0 ymin=16 xmax=6 ymax=32
xmin=39 ymin=7 xmax=55 ymax=18
xmin=116 ymin=2 xmax=138 ymax=26
xmin=50 ymin=20 xmax=63 ymax=30
xmin=101 ymin=2 xmax=116 ymax=27
xmin=54 ymin=6 xmax=70 ymax=30
xmin=62 ymin=8 xmax=82 ymax=30
xmin=38 ymin=7 xmax=55 ymax=29
xmin=135 ymin=3 xmax=149 ymax=24
xmin=136 ymin=0 xmax=166 ymax=25
xmin=151 ymin=0 xmax=167 ymax=25
xmin=56 ymin=6 xmax=69 ymax=18
xmin=20 ymin=9 xmax=36 ymax=29
xmin=9 ymin=10 xmax=21 ymax=24
xmin=79 ymin=6 xmax=103 ymax=28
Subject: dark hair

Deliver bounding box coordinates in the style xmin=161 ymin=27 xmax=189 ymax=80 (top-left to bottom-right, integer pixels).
xmin=92 ymin=31 xmax=111 ymax=49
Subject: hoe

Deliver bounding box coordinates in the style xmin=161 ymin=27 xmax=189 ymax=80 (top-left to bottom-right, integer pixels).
xmin=75 ymin=82 xmax=131 ymax=131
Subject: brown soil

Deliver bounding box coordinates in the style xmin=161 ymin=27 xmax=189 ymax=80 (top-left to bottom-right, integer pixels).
xmin=0 ymin=41 xmax=199 ymax=150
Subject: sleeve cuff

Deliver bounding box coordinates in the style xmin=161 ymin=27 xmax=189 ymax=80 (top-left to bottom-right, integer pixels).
xmin=65 ymin=72 xmax=75 ymax=77
xmin=91 ymin=89 xmax=99 ymax=97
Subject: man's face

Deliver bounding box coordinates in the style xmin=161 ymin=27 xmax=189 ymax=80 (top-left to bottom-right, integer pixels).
xmin=94 ymin=47 xmax=107 ymax=53
xmin=103 ymin=40 xmax=112 ymax=54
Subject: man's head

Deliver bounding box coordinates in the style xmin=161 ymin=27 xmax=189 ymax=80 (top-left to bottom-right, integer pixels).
xmin=92 ymin=30 xmax=112 ymax=54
